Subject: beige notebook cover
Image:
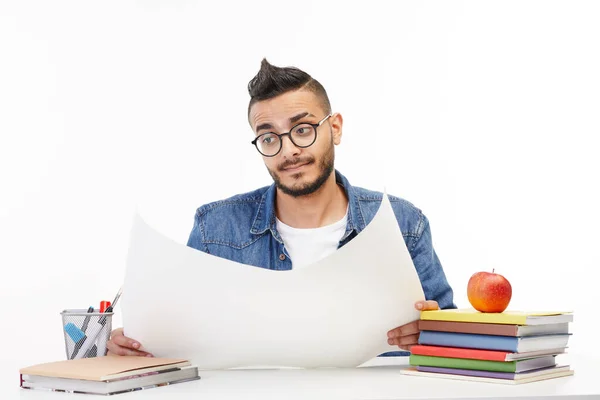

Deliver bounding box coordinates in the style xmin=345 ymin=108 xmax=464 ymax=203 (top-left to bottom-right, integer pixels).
xmin=20 ymin=356 xmax=189 ymax=381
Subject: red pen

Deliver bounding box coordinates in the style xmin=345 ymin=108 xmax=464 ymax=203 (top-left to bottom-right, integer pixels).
xmin=100 ymin=301 xmax=111 ymax=313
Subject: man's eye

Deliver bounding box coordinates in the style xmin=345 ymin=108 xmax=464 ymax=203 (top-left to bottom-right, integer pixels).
xmin=294 ymin=125 xmax=313 ymax=136
xmin=261 ymin=134 xmax=277 ymax=145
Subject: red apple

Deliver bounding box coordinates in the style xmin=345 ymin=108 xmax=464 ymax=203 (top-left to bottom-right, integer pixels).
xmin=467 ymin=269 xmax=512 ymax=313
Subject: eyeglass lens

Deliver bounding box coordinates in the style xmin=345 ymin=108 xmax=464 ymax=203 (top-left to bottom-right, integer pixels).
xmin=256 ymin=123 xmax=316 ymax=156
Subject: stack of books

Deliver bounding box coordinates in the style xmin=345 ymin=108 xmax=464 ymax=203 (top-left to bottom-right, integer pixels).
xmin=20 ymin=356 xmax=200 ymax=395
xmin=401 ymin=309 xmax=574 ymax=384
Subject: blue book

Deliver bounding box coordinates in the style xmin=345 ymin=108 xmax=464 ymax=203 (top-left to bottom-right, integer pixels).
xmin=418 ymin=331 xmax=570 ymax=352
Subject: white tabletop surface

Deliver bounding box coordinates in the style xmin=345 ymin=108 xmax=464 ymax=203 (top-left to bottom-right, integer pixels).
xmin=11 ymin=353 xmax=600 ymax=400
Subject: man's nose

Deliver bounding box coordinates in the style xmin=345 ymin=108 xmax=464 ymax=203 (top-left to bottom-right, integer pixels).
xmin=279 ymin=134 xmax=300 ymax=158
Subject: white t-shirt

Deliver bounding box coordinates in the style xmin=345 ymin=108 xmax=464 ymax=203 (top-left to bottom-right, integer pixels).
xmin=276 ymin=211 xmax=348 ymax=269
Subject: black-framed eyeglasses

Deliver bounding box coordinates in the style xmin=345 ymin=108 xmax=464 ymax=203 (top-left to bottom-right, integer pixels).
xmin=251 ymin=114 xmax=332 ymax=157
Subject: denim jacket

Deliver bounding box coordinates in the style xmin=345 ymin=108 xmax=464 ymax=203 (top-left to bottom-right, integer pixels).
xmin=187 ymin=170 xmax=455 ymax=356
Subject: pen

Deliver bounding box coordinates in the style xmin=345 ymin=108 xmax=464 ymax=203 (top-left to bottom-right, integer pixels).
xmin=103 ymin=288 xmax=122 ymax=319
xmin=70 ymin=306 xmax=94 ymax=359
xmin=82 ymin=287 xmax=122 ymax=358
xmin=100 ymin=301 xmax=111 ymax=313
xmin=81 ymin=306 xmax=94 ymax=333
xmin=96 ymin=300 xmax=111 ymax=356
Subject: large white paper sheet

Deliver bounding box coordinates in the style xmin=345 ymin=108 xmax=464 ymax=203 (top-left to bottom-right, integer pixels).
xmin=122 ymin=193 xmax=425 ymax=369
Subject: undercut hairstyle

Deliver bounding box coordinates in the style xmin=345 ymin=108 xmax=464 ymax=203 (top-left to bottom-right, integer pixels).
xmin=248 ymin=58 xmax=332 ymax=116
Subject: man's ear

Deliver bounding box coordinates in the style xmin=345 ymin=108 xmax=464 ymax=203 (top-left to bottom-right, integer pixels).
xmin=330 ymin=113 xmax=343 ymax=145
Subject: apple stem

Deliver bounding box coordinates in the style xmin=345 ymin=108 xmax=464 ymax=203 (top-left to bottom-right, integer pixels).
xmin=493 ymin=268 xmax=495 ymax=273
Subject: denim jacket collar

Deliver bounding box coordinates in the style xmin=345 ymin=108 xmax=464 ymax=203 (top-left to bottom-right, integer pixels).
xmin=249 ymin=170 xmax=364 ymax=243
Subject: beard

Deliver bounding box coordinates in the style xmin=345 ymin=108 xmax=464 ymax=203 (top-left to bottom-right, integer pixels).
xmin=267 ymin=139 xmax=335 ymax=198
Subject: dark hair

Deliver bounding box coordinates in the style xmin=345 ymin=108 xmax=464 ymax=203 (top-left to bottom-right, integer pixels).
xmin=248 ymin=59 xmax=331 ymax=116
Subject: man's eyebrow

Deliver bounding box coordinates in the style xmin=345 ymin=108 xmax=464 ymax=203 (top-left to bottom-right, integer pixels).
xmin=289 ymin=112 xmax=314 ymax=124
xmin=255 ymin=122 xmax=273 ymax=132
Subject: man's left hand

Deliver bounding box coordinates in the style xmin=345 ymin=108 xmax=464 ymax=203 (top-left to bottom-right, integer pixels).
xmin=387 ymin=300 xmax=439 ymax=351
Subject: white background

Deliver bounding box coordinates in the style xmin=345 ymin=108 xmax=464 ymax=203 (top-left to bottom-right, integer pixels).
xmin=1 ymin=0 xmax=599 ymax=393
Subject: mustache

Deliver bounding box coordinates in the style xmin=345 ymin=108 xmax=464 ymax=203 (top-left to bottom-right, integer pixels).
xmin=277 ymin=157 xmax=314 ymax=171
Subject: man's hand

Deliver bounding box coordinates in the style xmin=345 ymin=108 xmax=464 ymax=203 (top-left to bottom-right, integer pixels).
xmin=106 ymin=328 xmax=154 ymax=357
xmin=387 ymin=300 xmax=439 ymax=351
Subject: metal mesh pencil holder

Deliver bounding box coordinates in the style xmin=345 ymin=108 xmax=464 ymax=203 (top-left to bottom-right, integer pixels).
xmin=61 ymin=309 xmax=113 ymax=360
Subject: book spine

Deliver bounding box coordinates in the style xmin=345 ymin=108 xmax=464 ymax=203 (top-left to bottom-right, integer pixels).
xmin=418 ymin=331 xmax=518 ymax=352
xmin=417 ymin=366 xmax=516 ymax=379
xmin=410 ymin=355 xmax=516 ymax=372
xmin=410 ymin=345 xmax=510 ymax=361
xmin=418 ymin=320 xmax=517 ymax=336
xmin=420 ymin=311 xmax=526 ymax=324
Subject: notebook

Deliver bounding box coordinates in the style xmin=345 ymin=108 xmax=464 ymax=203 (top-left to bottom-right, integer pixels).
xmin=20 ymin=356 xmax=200 ymax=395
xmin=418 ymin=331 xmax=571 ymax=353
xmin=409 ymin=354 xmax=557 ymax=373
xmin=418 ymin=320 xmax=570 ymax=337
xmin=401 ymin=365 xmax=574 ymax=384
xmin=410 ymin=344 xmax=566 ymax=361
xmin=420 ymin=309 xmax=573 ymax=325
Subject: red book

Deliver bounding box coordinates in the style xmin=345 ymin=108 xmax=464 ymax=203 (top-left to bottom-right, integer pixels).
xmin=410 ymin=345 xmax=565 ymax=361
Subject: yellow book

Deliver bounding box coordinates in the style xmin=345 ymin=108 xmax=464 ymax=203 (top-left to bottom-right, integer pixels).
xmin=420 ymin=308 xmax=573 ymax=325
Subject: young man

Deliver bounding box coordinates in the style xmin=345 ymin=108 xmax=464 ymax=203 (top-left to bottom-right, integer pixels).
xmin=108 ymin=60 xmax=456 ymax=358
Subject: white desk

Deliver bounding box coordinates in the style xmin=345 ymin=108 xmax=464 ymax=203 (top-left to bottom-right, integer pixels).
xmin=14 ymin=355 xmax=600 ymax=400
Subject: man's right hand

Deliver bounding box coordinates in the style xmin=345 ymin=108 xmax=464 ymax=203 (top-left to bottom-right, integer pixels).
xmin=106 ymin=328 xmax=153 ymax=357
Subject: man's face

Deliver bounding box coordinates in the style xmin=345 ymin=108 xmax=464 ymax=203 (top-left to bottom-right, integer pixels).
xmin=249 ymin=90 xmax=342 ymax=197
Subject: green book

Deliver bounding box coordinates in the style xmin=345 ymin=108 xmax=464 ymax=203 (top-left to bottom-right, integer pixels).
xmin=409 ymin=354 xmax=556 ymax=373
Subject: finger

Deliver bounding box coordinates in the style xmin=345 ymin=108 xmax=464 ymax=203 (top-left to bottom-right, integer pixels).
xmin=387 ymin=321 xmax=419 ymax=339
xmin=387 ymin=327 xmax=401 ymax=339
xmin=107 ymin=347 xmax=151 ymax=357
xmin=415 ymin=300 xmax=439 ymax=311
xmin=387 ymin=338 xmax=417 ymax=352
xmin=110 ymin=333 xmax=142 ymax=350
xmin=387 ymin=333 xmax=419 ymax=347
xmin=387 ymin=332 xmax=420 ymax=347
xmin=111 ymin=327 xmax=124 ymax=337
xmin=106 ymin=340 xmax=153 ymax=357
xmin=397 ymin=333 xmax=420 ymax=346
